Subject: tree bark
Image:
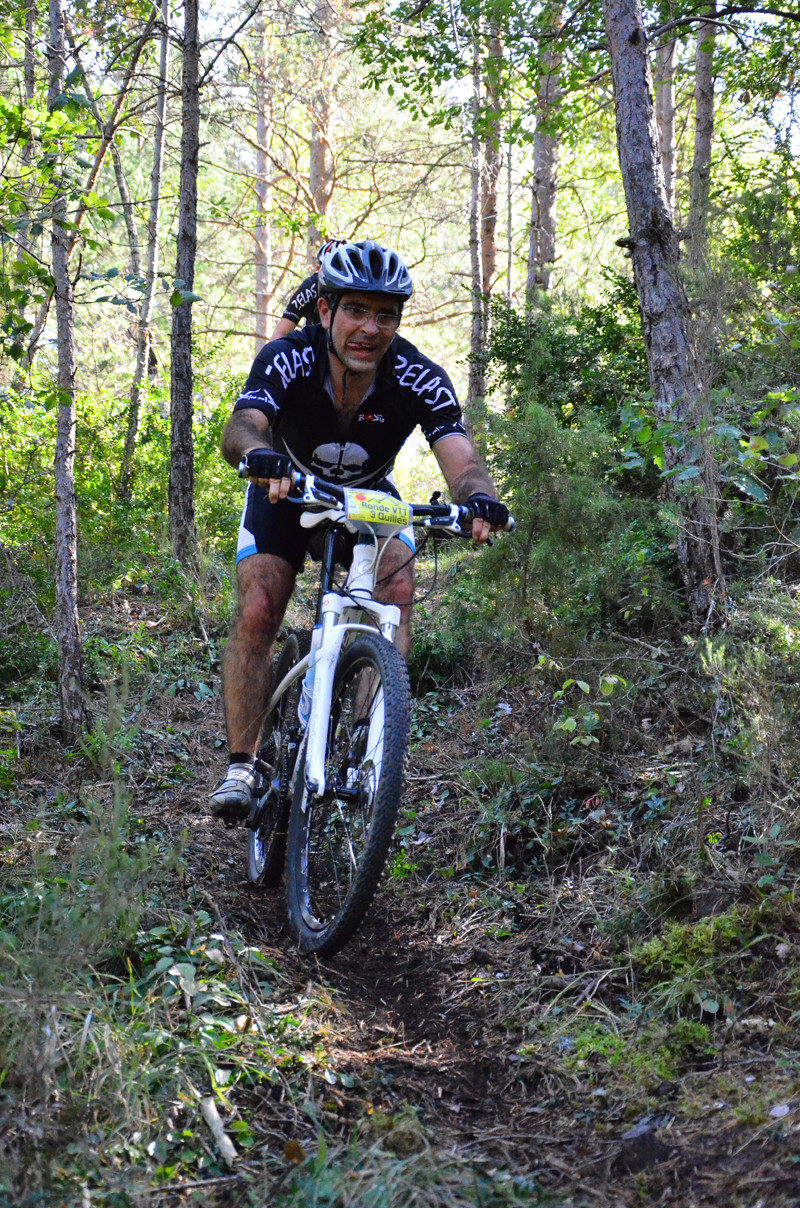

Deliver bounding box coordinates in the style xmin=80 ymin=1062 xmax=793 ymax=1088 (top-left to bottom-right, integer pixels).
xmin=169 ymin=0 xmax=199 ymax=569
xmin=254 ymin=10 xmax=272 ymax=353
xmin=48 ymin=0 xmax=91 ymax=739
xmin=9 ymin=0 xmax=39 ymax=395
xmin=601 ymin=0 xmax=722 ymax=624
xmin=64 ymin=19 xmax=142 ymax=282
xmin=654 ymin=18 xmax=676 ymax=216
xmin=465 ymin=45 xmax=486 ymax=443
xmin=19 ymin=0 xmax=38 ymax=257
xmin=481 ymin=26 xmax=503 ymax=298
xmin=23 ymin=13 xmax=156 ymax=369
xmin=526 ymin=27 xmax=561 ymax=298
xmin=307 ymin=0 xmax=335 ymax=257
xmin=687 ymin=4 xmax=716 ymax=269
xmin=119 ymin=0 xmax=170 ymax=501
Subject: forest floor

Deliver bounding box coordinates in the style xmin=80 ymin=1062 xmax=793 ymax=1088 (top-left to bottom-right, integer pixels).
xmin=182 ymin=717 xmax=800 ymax=1208
xmin=4 ymin=590 xmax=800 ymax=1206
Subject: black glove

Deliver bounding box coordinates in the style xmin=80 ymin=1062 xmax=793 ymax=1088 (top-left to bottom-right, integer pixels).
xmin=281 ymin=273 xmax=319 ymax=323
xmin=239 ymin=448 xmax=294 ymax=481
xmin=465 ymin=492 xmax=510 ymax=529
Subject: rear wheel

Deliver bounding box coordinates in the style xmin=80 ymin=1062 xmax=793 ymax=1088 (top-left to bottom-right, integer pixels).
xmin=247 ymin=629 xmax=311 ymax=886
xmin=285 ymin=633 xmax=410 ymax=955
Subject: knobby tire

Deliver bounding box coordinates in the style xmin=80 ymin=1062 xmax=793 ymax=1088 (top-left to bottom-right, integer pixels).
xmin=247 ymin=629 xmax=311 ymax=887
xmin=285 ymin=632 xmax=411 ymax=956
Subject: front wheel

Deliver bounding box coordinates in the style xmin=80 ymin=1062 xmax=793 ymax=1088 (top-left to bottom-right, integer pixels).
xmin=285 ymin=633 xmax=411 ymax=956
xmin=248 ymin=629 xmax=311 ymax=887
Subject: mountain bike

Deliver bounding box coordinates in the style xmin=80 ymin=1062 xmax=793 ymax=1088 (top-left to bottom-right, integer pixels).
xmin=243 ymin=472 xmax=513 ymax=957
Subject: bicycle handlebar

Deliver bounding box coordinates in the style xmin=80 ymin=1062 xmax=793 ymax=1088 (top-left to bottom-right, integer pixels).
xmin=237 ymin=462 xmax=514 ymax=535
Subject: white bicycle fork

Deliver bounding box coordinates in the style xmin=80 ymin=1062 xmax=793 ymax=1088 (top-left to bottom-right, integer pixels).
xmin=266 ymin=540 xmax=402 ymax=800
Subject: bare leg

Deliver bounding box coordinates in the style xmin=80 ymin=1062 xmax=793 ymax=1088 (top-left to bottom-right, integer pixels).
xmin=373 ymin=536 xmax=415 ymax=660
xmin=221 ymin=553 xmax=296 ymax=758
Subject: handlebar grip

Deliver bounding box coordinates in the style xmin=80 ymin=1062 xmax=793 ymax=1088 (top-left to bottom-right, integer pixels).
xmin=459 ymin=506 xmax=515 ymax=533
xmin=237 ymin=455 xmax=300 ymax=486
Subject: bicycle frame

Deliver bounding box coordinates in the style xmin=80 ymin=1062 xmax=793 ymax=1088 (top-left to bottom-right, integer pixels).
xmin=265 ymin=501 xmax=404 ymax=800
xmin=259 ymin=471 xmax=513 ymax=801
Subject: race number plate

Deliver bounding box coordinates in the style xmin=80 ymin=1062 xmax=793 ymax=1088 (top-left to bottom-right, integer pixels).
xmin=343 ymin=489 xmax=413 ymax=529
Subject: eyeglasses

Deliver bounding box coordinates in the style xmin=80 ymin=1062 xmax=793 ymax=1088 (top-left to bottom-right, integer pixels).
xmin=338 ymin=302 xmax=401 ymax=332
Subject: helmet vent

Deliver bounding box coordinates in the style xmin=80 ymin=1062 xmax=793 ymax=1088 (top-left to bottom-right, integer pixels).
xmin=317 ymin=239 xmax=413 ymax=299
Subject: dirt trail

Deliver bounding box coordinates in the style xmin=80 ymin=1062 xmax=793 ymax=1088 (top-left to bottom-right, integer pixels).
xmin=183 ymin=778 xmax=800 ymax=1208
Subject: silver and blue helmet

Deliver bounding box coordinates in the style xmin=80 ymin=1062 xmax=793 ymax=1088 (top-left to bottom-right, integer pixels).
xmin=318 ymin=239 xmax=413 ymax=299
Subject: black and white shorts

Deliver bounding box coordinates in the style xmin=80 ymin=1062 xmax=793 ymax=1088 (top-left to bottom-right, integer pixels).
xmin=236 ymin=482 xmax=415 ymax=572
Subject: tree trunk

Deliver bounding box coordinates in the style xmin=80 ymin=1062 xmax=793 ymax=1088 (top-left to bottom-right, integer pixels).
xmin=10 ymin=0 xmax=39 ymax=395
xmin=480 ymin=26 xmax=503 ymax=298
xmin=654 ymin=18 xmax=676 ymax=216
xmin=601 ymin=0 xmax=722 ymax=624
xmin=64 ymin=20 xmax=142 ymax=272
xmin=307 ymin=0 xmax=335 ymax=257
xmin=254 ymin=10 xmax=272 ymax=353
xmin=48 ymin=0 xmax=90 ymax=739
xmin=20 ymin=0 xmax=38 ymax=257
xmin=119 ymin=0 xmax=169 ymax=501
xmin=526 ymin=28 xmax=561 ymax=298
xmin=23 ymin=14 xmax=156 ymax=370
xmin=465 ymin=46 xmax=486 ymax=443
xmin=506 ymin=124 xmax=513 ymax=306
xmin=110 ymin=144 xmax=142 ymax=276
xmin=169 ymin=0 xmax=199 ymax=569
xmin=687 ymin=4 xmax=716 ymax=269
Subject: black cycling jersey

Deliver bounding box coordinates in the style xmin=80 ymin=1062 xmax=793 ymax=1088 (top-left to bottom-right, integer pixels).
xmin=234 ymin=324 xmax=467 ymax=488
xmin=281 ymin=273 xmax=320 ymax=324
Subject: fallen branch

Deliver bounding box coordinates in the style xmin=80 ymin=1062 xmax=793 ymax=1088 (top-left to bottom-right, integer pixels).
xmin=200 ymin=1098 xmax=238 ymax=1167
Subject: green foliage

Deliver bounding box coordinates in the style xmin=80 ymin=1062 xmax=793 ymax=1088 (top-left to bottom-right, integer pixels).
xmin=276 ymin=1117 xmax=542 ymax=1206
xmin=634 ymin=911 xmax=753 ymax=978
xmin=488 ymin=279 xmax=647 ymax=428
xmin=0 ymin=356 xmax=240 ymax=606
xmin=410 ymin=549 xmax=516 ymax=686
xmin=476 ymin=286 xmax=685 ymax=635
xmin=697 ymin=587 xmax=800 ymax=793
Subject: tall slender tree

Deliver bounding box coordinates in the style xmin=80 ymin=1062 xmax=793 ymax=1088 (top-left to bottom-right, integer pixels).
xmin=169 ymin=0 xmax=200 ymax=569
xmin=526 ymin=16 xmax=561 ymax=297
xmin=466 ymin=42 xmax=487 ymax=438
xmin=48 ymin=0 xmax=90 ymax=738
xmin=601 ymin=0 xmax=722 ymax=624
xmin=654 ymin=8 xmax=677 ymax=216
xmin=254 ymin=8 xmax=273 ymax=352
xmin=307 ymin=0 xmax=336 ymax=255
xmin=23 ymin=12 xmax=156 ymax=370
xmin=481 ymin=21 xmax=504 ymax=298
xmin=120 ymin=0 xmax=170 ymax=500
xmin=687 ymin=3 xmax=716 ymax=267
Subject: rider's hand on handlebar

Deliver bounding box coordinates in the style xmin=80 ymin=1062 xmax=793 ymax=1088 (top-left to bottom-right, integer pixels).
xmin=239 ymin=447 xmax=294 ymax=503
xmin=465 ymin=492 xmax=510 ymax=543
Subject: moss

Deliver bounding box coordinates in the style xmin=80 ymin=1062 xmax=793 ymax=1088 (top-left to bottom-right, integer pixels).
xmin=633 ymin=908 xmax=755 ymax=977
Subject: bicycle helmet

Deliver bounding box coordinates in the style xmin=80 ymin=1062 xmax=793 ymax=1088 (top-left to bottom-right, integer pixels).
xmin=316 ymin=237 xmax=347 ymax=264
xmin=318 ymin=239 xmax=413 ymax=299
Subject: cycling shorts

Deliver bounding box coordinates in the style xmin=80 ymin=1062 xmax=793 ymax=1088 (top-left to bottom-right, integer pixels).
xmin=236 ymin=481 xmax=415 ymax=572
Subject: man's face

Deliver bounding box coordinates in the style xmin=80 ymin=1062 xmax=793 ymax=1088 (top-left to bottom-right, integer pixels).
xmin=318 ymin=291 xmax=401 ymax=376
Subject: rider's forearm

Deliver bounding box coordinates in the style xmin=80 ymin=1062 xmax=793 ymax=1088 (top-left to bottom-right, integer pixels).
xmin=220 ymin=409 xmax=272 ymax=469
xmin=447 ymin=461 xmax=498 ymax=505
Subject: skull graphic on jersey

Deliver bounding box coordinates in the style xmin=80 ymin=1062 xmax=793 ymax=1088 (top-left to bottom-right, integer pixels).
xmin=309 ymin=442 xmax=370 ymax=481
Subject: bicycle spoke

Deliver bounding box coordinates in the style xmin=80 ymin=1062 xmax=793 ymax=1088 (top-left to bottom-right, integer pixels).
xmin=301 ymin=659 xmax=388 ymax=926
xmin=286 ymin=633 xmax=410 ymax=954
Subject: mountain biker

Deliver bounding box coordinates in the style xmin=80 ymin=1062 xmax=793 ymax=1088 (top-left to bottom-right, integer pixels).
xmin=268 ymin=238 xmax=346 ymax=340
xmin=210 ymin=238 xmax=509 ymax=823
